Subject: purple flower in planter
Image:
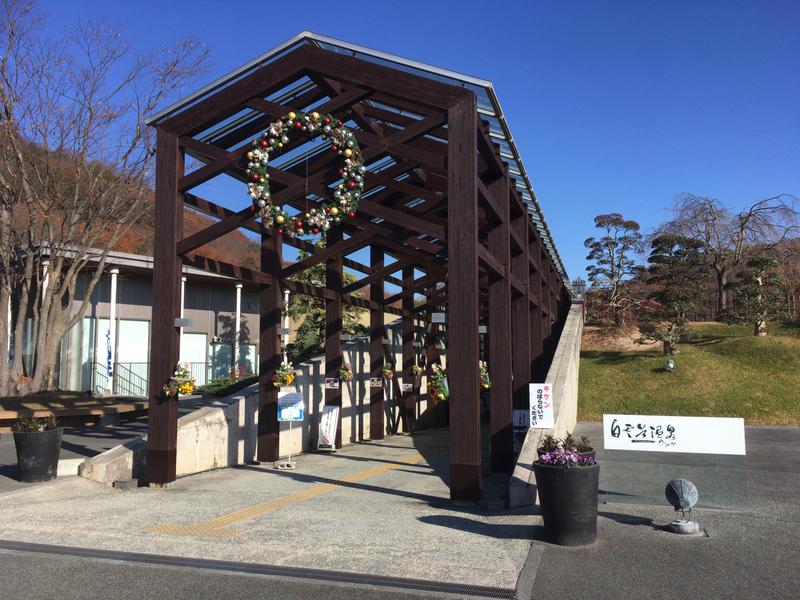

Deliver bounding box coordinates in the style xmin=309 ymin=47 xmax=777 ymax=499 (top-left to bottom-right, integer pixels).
xmin=537 ymin=445 xmax=597 ymax=467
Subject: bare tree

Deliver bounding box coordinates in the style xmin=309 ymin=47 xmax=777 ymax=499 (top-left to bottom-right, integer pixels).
xmin=0 ymin=0 xmax=208 ymax=394
xmin=660 ymin=193 xmax=799 ymax=316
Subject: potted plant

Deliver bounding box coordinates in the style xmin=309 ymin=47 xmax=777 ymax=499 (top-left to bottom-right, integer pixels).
xmin=339 ymin=362 xmax=353 ymax=383
xmin=479 ymin=360 xmax=491 ymax=415
xmin=12 ymin=415 xmax=63 ymax=483
xmin=537 ymin=433 xmax=560 ymax=458
xmin=382 ymin=362 xmax=394 ymax=381
xmin=163 ymin=362 xmax=196 ymax=397
xmin=533 ymin=446 xmax=599 ymax=546
xmin=272 ymin=361 xmax=296 ymax=389
xmin=428 ymin=363 xmax=449 ymax=427
xmin=563 ymin=431 xmax=596 ymax=460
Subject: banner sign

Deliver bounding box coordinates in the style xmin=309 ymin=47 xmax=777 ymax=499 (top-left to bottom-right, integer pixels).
xmin=369 ymin=377 xmax=383 ymax=388
xmin=277 ymin=392 xmax=304 ymax=422
xmin=324 ymin=378 xmax=340 ymax=390
xmin=528 ymin=383 xmax=555 ymax=429
xmin=317 ymin=405 xmax=340 ymax=451
xmin=603 ymin=414 xmax=746 ymax=455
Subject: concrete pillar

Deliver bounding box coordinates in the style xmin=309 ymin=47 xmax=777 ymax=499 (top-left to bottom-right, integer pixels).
xmin=107 ymin=268 xmax=119 ymax=392
xmin=234 ymin=282 xmax=243 ymax=377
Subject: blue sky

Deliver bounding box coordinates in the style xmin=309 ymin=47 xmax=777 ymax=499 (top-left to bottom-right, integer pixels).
xmin=41 ymin=0 xmax=800 ymax=280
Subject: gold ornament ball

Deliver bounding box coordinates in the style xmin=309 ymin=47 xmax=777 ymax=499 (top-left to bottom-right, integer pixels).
xmin=275 ymin=215 xmax=285 ymax=224
xmin=330 ymin=207 xmax=339 ymax=216
xmin=246 ymin=151 xmax=254 ymax=160
xmin=304 ymin=212 xmax=311 ymax=218
xmin=278 ymin=142 xmax=283 ymax=148
xmin=311 ymin=112 xmax=320 ymax=120
xmin=288 ymin=111 xmax=296 ymax=119
xmin=343 ymin=149 xmax=353 ymax=158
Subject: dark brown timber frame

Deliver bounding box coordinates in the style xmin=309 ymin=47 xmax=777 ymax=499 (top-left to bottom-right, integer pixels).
xmin=146 ymin=42 xmax=569 ymax=501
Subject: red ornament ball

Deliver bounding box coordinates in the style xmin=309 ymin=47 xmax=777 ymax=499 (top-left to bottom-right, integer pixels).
xmin=312 ymin=228 xmax=319 ymax=234
xmin=348 ymin=211 xmax=355 ymax=217
xmin=294 ymin=121 xmax=302 ymax=128
xmin=331 ymin=145 xmax=338 ymax=152
xmin=324 ymin=117 xmax=331 ymax=123
xmin=347 ymin=180 xmax=356 ymax=189
xmin=260 ymin=140 xmax=268 ymax=148
xmin=251 ymin=173 xmax=260 ymax=181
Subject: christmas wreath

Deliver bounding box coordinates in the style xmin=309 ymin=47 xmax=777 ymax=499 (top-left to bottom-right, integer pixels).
xmin=245 ymin=111 xmax=365 ymax=237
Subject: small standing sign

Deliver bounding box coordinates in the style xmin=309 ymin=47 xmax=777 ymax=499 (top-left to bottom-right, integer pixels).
xmin=528 ymin=383 xmax=555 ymax=429
xmin=369 ymin=377 xmax=383 ymax=388
xmin=276 ymin=392 xmax=305 ymax=470
xmin=317 ymin=405 xmax=340 ymax=452
xmin=324 ymin=378 xmax=340 ymax=390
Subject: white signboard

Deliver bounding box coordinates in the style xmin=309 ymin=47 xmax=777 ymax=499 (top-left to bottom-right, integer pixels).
xmin=324 ymin=378 xmax=340 ymax=390
xmin=277 ymin=392 xmax=304 ymax=422
xmin=317 ymin=405 xmax=340 ymax=451
xmin=369 ymin=377 xmax=383 ymax=388
xmin=528 ymin=383 xmax=555 ymax=429
xmin=603 ymin=414 xmax=746 ymax=455
xmin=400 ymin=381 xmax=413 ymax=392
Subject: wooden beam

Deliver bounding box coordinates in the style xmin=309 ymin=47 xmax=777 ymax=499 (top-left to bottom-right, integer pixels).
xmin=257 ymin=231 xmax=281 ymax=462
xmin=325 ymin=227 xmax=344 ymax=448
xmin=282 ymin=230 xmax=378 ymax=278
xmin=447 ymin=93 xmax=482 ymax=502
xmin=369 ymin=245 xmax=385 ymax=440
xmin=341 ymin=254 xmax=420 ymax=295
xmin=401 ymin=266 xmax=417 ymax=434
xmin=487 ymin=172 xmax=513 ymax=473
xmin=146 ymin=129 xmax=183 ymax=486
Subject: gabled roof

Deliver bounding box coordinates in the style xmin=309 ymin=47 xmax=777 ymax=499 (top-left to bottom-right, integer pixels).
xmin=146 ymin=31 xmax=568 ymax=283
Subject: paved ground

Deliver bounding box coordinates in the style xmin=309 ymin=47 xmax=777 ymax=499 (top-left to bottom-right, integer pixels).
xmin=1 ymin=418 xmax=798 ymax=599
xmin=530 ymin=423 xmax=800 ymax=600
xmin=0 ymin=428 xmax=531 ymax=597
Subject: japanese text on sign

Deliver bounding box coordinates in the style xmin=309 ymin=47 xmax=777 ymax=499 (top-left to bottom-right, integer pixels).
xmin=603 ymin=414 xmax=746 ymax=455
xmin=528 ymin=383 xmax=555 ymax=429
xmin=277 ymin=392 xmax=304 ymax=422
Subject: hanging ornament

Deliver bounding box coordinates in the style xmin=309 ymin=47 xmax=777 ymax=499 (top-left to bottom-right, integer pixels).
xmin=245 ymin=111 xmax=366 ymax=238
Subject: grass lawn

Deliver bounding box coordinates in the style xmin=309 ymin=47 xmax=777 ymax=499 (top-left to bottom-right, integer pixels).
xmin=579 ymin=322 xmax=800 ymax=425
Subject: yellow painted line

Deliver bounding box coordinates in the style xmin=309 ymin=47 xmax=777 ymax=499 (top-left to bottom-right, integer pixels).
xmin=147 ymin=452 xmax=425 ymax=538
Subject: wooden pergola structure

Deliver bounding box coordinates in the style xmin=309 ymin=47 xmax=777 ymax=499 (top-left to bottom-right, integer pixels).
xmin=145 ymin=34 xmax=570 ymax=501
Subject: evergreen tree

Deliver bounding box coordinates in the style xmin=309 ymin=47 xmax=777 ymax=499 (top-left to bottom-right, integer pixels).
xmin=638 ymin=235 xmax=707 ymax=354
xmin=722 ymin=256 xmax=786 ymax=336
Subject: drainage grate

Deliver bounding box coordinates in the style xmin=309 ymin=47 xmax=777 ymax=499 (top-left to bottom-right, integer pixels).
xmin=0 ymin=539 xmax=516 ymax=599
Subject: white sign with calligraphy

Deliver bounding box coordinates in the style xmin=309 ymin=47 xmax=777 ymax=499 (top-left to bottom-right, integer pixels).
xmin=528 ymin=383 xmax=555 ymax=429
xmin=317 ymin=405 xmax=340 ymax=451
xmin=603 ymin=414 xmax=746 ymax=455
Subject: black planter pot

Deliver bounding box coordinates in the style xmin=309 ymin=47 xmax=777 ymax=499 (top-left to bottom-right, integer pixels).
xmin=533 ymin=462 xmax=599 ymax=546
xmin=13 ymin=427 xmax=63 ymax=483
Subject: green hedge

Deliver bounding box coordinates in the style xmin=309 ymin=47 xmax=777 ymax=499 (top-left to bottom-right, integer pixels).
xmin=195 ymin=375 xmax=258 ymax=398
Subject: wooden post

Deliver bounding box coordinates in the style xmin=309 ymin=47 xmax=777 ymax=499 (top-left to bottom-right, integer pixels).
xmin=487 ymin=173 xmax=513 ymax=473
xmin=146 ymin=129 xmax=183 ymax=485
xmin=530 ymin=233 xmax=545 ymax=380
xmin=447 ymin=93 xmax=482 ymax=501
xmin=511 ymin=202 xmax=531 ymax=439
xmin=257 ymin=231 xmax=281 ymax=462
xmin=402 ymin=266 xmax=416 ymax=434
xmin=369 ymin=244 xmax=385 ymax=440
xmin=326 ymin=227 xmax=344 ymax=448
